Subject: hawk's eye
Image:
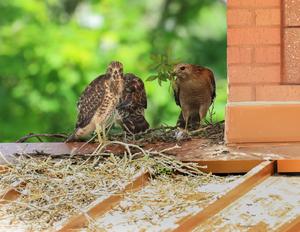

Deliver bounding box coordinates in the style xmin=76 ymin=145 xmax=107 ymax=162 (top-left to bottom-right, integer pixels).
xmin=180 ymin=66 xmax=185 ymax=71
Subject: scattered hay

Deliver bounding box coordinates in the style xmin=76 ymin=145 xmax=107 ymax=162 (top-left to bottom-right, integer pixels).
xmin=0 ymin=142 xmax=233 ymax=231
xmin=0 ymin=153 xmax=139 ymax=230
xmin=94 ymin=174 xmax=238 ymax=231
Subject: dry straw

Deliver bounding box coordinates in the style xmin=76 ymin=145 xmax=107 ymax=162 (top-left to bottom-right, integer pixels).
xmin=0 ymin=123 xmax=228 ymax=230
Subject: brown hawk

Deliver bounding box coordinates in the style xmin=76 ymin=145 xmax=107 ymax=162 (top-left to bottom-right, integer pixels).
xmin=66 ymin=61 xmax=124 ymax=142
xmin=173 ymin=63 xmax=216 ymax=130
xmin=116 ymin=73 xmax=149 ymax=134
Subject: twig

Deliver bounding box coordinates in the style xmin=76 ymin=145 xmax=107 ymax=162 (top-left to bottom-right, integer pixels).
xmin=206 ymin=101 xmax=216 ymax=125
xmin=0 ymin=151 xmax=14 ymax=166
xmin=16 ymin=133 xmax=68 ymax=143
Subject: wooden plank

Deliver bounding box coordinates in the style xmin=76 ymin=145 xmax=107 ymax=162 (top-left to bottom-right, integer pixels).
xmin=0 ymin=142 xmax=99 ymax=158
xmin=57 ymin=172 xmax=150 ymax=231
xmin=248 ymin=221 xmax=269 ymax=232
xmin=278 ymin=215 xmax=300 ymax=232
xmin=0 ymin=167 xmax=23 ymax=205
xmin=0 ymin=165 xmax=9 ymax=174
xmin=277 ymin=159 xmax=300 ymax=173
xmin=194 ymin=160 xmax=263 ymax=174
xmin=0 ymin=183 xmax=25 ymax=205
xmin=276 ymin=216 xmax=300 ymax=232
xmin=0 ymin=188 xmax=20 ymax=205
xmin=2 ymin=141 xmax=300 ymax=163
xmin=172 ymin=160 xmax=275 ymax=232
xmin=197 ymin=176 xmax=300 ymax=231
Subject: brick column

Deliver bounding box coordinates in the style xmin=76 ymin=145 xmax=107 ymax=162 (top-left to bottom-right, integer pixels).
xmin=284 ymin=0 xmax=300 ymax=83
xmin=226 ymin=0 xmax=300 ymax=144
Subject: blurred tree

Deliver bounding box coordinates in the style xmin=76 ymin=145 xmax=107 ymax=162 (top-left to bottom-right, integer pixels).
xmin=0 ymin=0 xmax=226 ymax=141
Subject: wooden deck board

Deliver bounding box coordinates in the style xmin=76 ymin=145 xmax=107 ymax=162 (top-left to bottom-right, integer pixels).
xmin=196 ymin=176 xmax=300 ymax=232
xmin=1 ymin=140 xmax=300 ymax=165
xmin=277 ymin=159 xmax=300 ymax=173
xmin=171 ymin=161 xmax=275 ymax=232
xmin=0 ymin=141 xmax=299 ymax=231
xmin=56 ymin=172 xmax=150 ymax=231
xmin=276 ymin=215 xmax=300 ymax=232
xmin=1 ymin=141 xmax=300 ymax=175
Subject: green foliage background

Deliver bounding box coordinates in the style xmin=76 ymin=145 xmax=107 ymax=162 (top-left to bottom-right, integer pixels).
xmin=0 ymin=0 xmax=227 ymax=141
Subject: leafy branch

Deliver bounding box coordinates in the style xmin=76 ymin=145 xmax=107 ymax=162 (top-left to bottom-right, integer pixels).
xmin=147 ymin=51 xmax=179 ymax=86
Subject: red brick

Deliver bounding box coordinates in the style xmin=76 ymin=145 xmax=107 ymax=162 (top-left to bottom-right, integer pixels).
xmin=255 ymin=9 xmax=280 ymax=26
xmin=256 ymin=85 xmax=300 ymax=101
xmin=285 ymin=0 xmax=300 ymax=26
xmin=228 ymin=65 xmax=280 ymax=84
xmin=228 ymin=28 xmax=280 ymax=45
xmin=228 ymin=0 xmax=280 ymax=8
xmin=227 ymin=47 xmax=252 ymax=64
xmin=228 ymin=9 xmax=254 ymax=26
xmin=254 ymin=46 xmax=280 ymax=63
xmin=284 ymin=28 xmax=300 ymax=84
xmin=225 ymin=102 xmax=300 ymax=143
xmin=229 ymin=85 xmax=253 ymax=102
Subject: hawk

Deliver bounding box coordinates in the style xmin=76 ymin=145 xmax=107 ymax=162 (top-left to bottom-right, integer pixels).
xmin=116 ymin=73 xmax=149 ymax=134
xmin=173 ymin=63 xmax=216 ymax=130
xmin=66 ymin=61 xmax=124 ymax=142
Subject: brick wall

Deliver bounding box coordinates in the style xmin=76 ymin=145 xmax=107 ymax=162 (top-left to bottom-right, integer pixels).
xmin=226 ymin=0 xmax=300 ymax=143
xmin=227 ymin=0 xmax=282 ymax=102
xmin=284 ymin=0 xmax=300 ymax=83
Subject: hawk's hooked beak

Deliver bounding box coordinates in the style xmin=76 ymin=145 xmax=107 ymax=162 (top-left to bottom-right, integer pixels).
xmin=170 ymin=71 xmax=177 ymax=78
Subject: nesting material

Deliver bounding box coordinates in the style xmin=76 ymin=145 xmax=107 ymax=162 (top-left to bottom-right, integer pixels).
xmin=110 ymin=121 xmax=224 ymax=145
xmin=0 ymin=153 xmax=139 ymax=230
xmin=0 ymin=141 xmax=232 ymax=231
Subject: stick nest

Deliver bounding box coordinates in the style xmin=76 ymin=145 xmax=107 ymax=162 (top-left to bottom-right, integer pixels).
xmin=110 ymin=121 xmax=224 ymax=145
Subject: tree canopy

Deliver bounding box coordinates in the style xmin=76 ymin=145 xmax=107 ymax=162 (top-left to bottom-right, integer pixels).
xmin=0 ymin=0 xmax=227 ymax=141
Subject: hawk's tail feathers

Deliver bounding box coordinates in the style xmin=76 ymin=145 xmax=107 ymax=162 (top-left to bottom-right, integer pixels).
xmin=177 ymin=111 xmax=200 ymax=130
xmin=65 ymin=130 xmax=78 ymax=143
xmin=122 ymin=115 xmax=149 ymax=134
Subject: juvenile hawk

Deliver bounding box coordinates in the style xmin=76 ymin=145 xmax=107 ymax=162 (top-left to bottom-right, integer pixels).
xmin=173 ymin=63 xmax=216 ymax=130
xmin=66 ymin=61 xmax=124 ymax=142
xmin=117 ymin=73 xmax=149 ymax=134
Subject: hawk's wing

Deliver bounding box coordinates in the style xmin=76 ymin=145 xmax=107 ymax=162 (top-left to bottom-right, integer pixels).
xmin=121 ymin=73 xmax=147 ymax=109
xmin=117 ymin=73 xmax=149 ymax=133
xmin=76 ymin=74 xmax=108 ymax=129
xmin=194 ymin=65 xmax=216 ymax=103
xmin=173 ymin=79 xmax=181 ymax=106
xmin=208 ymin=70 xmax=216 ymax=102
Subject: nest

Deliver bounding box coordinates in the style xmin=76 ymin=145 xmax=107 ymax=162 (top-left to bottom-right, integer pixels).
xmin=110 ymin=121 xmax=225 ymax=145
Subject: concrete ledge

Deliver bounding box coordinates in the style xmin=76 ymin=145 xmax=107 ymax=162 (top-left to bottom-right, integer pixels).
xmin=225 ymin=102 xmax=300 ymax=143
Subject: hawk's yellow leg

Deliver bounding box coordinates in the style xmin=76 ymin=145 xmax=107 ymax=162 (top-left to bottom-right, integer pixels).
xmin=101 ymin=124 xmax=107 ymax=142
xmin=183 ymin=112 xmax=189 ymax=132
xmin=95 ymin=124 xmax=103 ymax=145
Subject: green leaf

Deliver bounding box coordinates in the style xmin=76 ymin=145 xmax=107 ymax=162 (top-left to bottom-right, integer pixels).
xmin=148 ymin=63 xmax=161 ymax=71
xmin=160 ymin=74 xmax=168 ymax=81
xmin=158 ymin=78 xmax=162 ymax=86
xmin=146 ymin=75 xmax=158 ymax=81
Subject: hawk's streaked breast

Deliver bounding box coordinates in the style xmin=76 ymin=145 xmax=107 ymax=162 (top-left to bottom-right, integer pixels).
xmin=66 ymin=61 xmax=124 ymax=141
